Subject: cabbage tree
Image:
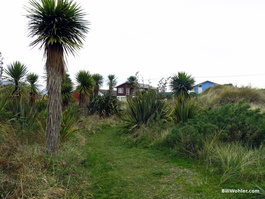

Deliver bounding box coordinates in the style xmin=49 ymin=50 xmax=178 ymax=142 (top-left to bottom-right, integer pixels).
xmin=26 ymin=0 xmax=89 ymax=154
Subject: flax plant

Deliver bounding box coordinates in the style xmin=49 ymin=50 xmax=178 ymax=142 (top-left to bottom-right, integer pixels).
xmin=124 ymin=90 xmax=170 ymax=132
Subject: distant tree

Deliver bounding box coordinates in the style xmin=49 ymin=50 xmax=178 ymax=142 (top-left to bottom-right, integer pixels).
xmin=170 ymin=72 xmax=195 ymax=99
xmin=92 ymin=73 xmax=103 ymax=97
xmin=26 ymin=0 xmax=89 ymax=154
xmin=107 ymin=74 xmax=117 ymax=95
xmin=5 ymin=61 xmax=28 ymax=96
xmin=76 ymin=70 xmax=94 ymax=114
xmin=61 ymin=73 xmax=73 ymax=110
xmin=27 ymin=73 xmax=39 ymax=106
xmin=157 ymin=77 xmax=171 ymax=99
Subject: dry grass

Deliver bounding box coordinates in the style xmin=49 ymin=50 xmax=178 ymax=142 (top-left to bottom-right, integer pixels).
xmin=197 ymin=85 xmax=265 ymax=109
xmin=0 ymin=114 xmax=121 ymax=198
xmin=0 ymin=116 xmax=101 ymax=199
xmin=0 ymin=122 xmax=54 ymax=198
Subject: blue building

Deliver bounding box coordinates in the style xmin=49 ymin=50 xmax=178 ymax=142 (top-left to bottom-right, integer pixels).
xmin=193 ymin=80 xmax=217 ymax=94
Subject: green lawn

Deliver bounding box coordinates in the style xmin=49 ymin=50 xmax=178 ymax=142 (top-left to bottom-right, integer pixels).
xmin=82 ymin=126 xmax=242 ymax=199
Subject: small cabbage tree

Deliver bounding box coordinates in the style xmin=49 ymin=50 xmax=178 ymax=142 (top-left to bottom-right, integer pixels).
xmin=92 ymin=73 xmax=103 ymax=97
xmin=27 ymin=73 xmax=39 ymax=106
xmin=5 ymin=61 xmax=28 ymax=97
xmin=170 ymin=72 xmax=195 ymax=99
xmin=107 ymin=74 xmax=117 ymax=95
xmin=76 ymin=70 xmax=94 ymax=114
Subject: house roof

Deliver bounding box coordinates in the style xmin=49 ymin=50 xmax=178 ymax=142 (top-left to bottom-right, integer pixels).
xmin=115 ymin=82 xmax=155 ymax=89
xmin=193 ymin=80 xmax=217 ymax=87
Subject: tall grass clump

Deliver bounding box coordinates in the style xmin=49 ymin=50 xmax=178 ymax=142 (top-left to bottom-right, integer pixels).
xmin=201 ymin=140 xmax=265 ymax=184
xmin=123 ymin=90 xmax=170 ymax=132
xmin=0 ymin=86 xmax=12 ymax=120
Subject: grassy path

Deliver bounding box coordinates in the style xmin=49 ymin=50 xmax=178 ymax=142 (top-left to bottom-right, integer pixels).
xmin=83 ymin=126 xmax=226 ymax=199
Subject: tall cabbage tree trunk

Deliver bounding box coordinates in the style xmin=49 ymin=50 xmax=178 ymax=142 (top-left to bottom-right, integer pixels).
xmin=29 ymin=92 xmax=36 ymax=106
xmin=46 ymin=67 xmax=62 ymax=154
xmin=45 ymin=44 xmax=64 ymax=154
xmin=79 ymin=93 xmax=89 ymax=115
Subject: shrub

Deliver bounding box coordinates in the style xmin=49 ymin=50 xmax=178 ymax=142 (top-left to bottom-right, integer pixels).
xmin=166 ymin=102 xmax=265 ymax=156
xmin=166 ymin=123 xmax=216 ymax=156
xmin=202 ymin=102 xmax=265 ymax=146
xmin=88 ymin=94 xmax=121 ymax=117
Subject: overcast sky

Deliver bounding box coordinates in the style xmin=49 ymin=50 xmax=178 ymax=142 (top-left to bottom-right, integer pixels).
xmin=1 ymin=0 xmax=265 ymax=90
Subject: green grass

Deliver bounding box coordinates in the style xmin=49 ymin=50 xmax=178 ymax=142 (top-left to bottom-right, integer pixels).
xmin=82 ymin=125 xmax=241 ymax=199
xmin=1 ymin=115 xmax=264 ymax=198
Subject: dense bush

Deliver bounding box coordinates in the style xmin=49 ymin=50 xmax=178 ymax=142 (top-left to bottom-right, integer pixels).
xmin=200 ymin=102 xmax=265 ymax=146
xmin=88 ymin=94 xmax=121 ymax=117
xmin=166 ymin=102 xmax=265 ymax=156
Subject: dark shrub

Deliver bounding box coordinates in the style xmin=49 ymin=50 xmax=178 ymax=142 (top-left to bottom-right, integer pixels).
xmin=88 ymin=95 xmax=121 ymax=117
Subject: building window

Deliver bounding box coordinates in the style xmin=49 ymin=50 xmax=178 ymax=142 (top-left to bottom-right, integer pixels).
xmin=118 ymin=87 xmax=124 ymax=94
xmin=126 ymin=88 xmax=130 ymax=95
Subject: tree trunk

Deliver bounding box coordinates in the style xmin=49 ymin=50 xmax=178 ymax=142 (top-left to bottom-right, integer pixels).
xmin=46 ymin=66 xmax=62 ymax=154
xmin=29 ymin=92 xmax=36 ymax=106
xmin=79 ymin=93 xmax=89 ymax=115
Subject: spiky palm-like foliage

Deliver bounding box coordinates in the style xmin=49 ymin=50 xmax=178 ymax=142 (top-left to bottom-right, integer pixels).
xmin=26 ymin=0 xmax=89 ymax=154
xmin=76 ymin=70 xmax=94 ymax=113
xmin=27 ymin=73 xmax=39 ymax=106
xmin=92 ymin=73 xmax=103 ymax=97
xmin=170 ymin=72 xmax=195 ymax=99
xmin=173 ymin=99 xmax=198 ymax=123
xmin=5 ymin=61 xmax=28 ymax=96
xmin=107 ymin=74 xmax=117 ymax=95
xmin=124 ymin=90 xmax=170 ymax=132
